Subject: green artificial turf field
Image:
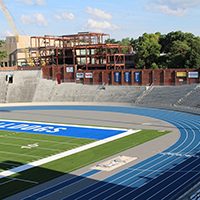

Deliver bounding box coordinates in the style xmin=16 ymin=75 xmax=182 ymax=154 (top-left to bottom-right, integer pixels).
xmin=0 ymin=130 xmax=94 ymax=172
xmin=0 ymin=129 xmax=169 ymax=198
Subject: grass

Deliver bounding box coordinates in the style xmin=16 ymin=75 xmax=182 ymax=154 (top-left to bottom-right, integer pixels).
xmin=0 ymin=129 xmax=170 ymax=198
xmin=0 ymin=130 xmax=94 ymax=171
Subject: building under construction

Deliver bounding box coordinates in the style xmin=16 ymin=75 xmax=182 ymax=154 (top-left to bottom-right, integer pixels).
xmin=30 ymin=32 xmax=134 ymax=70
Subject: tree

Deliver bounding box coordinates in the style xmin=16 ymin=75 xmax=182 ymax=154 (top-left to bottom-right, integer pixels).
xmin=119 ymin=37 xmax=132 ymax=54
xmin=133 ymin=33 xmax=161 ymax=68
xmin=186 ymin=37 xmax=200 ymax=68
xmin=168 ymin=40 xmax=191 ymax=68
xmin=0 ymin=40 xmax=7 ymax=62
xmin=105 ymin=38 xmax=119 ymax=44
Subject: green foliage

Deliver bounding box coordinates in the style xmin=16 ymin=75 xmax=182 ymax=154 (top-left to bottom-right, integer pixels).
xmin=151 ymin=62 xmax=158 ymax=69
xmin=119 ymin=37 xmax=131 ymax=53
xmin=133 ymin=33 xmax=161 ymax=68
xmin=130 ymin=31 xmax=200 ymax=69
xmin=105 ymin=38 xmax=119 ymax=44
xmin=0 ymin=40 xmax=7 ymax=61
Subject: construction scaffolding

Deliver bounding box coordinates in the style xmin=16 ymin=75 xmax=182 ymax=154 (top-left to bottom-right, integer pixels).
xmin=30 ymin=32 xmax=134 ymax=71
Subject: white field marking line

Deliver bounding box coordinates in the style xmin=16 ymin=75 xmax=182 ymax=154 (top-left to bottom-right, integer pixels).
xmin=0 ymin=119 xmax=127 ymax=131
xmin=23 ymin=174 xmax=88 ymax=200
xmin=131 ymin=120 xmax=200 ymax=200
xmin=0 ymin=179 xmax=13 ymax=186
xmin=0 ymin=129 xmax=138 ymax=179
xmin=63 ymin=120 xmax=190 ymax=200
xmin=121 ymin=122 xmax=200 ymax=200
xmin=78 ymin=120 xmax=196 ymax=200
xmin=11 ymin=177 xmax=38 ymax=184
xmin=0 ymin=141 xmax=67 ymax=152
xmin=0 ymin=176 xmax=39 ymax=187
xmin=161 ymin=167 xmax=200 ymax=200
xmin=0 ymin=150 xmax=41 ymax=158
xmin=1 ymin=134 xmax=90 ymax=146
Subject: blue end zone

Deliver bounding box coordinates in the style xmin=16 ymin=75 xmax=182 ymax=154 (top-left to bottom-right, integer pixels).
xmin=0 ymin=120 xmax=126 ymax=140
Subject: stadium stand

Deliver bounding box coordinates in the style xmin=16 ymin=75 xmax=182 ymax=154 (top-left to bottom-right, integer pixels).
xmin=0 ymin=73 xmax=8 ymax=103
xmin=33 ymin=76 xmax=56 ymax=102
xmin=136 ymin=85 xmax=196 ymax=106
xmin=0 ymin=70 xmax=200 ymax=115
xmin=175 ymin=85 xmax=200 ymax=108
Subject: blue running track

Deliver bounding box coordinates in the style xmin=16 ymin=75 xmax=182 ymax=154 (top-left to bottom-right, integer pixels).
xmin=1 ymin=105 xmax=200 ymax=200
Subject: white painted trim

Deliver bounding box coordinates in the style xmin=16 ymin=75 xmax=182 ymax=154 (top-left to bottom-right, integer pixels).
xmin=0 ymin=129 xmax=140 ymax=179
xmin=0 ymin=119 xmax=127 ymax=131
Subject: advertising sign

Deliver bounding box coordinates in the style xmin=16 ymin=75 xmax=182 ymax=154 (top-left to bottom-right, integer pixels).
xmin=85 ymin=72 xmax=93 ymax=78
xmin=76 ymin=72 xmax=84 ymax=78
xmin=188 ymin=71 xmax=199 ymax=78
xmin=176 ymin=72 xmax=187 ymax=77
xmin=114 ymin=72 xmax=121 ymax=83
xmin=124 ymin=72 xmax=131 ymax=83
xmin=66 ymin=67 xmax=73 ymax=73
xmin=134 ymin=72 xmax=141 ymax=83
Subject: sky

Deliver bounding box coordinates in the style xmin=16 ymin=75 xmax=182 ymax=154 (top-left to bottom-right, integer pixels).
xmin=0 ymin=0 xmax=200 ymax=40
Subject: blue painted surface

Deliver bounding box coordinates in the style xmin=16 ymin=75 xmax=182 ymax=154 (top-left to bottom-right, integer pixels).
xmin=0 ymin=120 xmax=125 ymax=140
xmin=22 ymin=170 xmax=100 ymax=200
xmin=1 ymin=105 xmax=200 ymax=200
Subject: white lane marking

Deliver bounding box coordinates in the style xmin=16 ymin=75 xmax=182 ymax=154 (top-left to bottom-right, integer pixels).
xmin=115 ymin=120 xmax=199 ymax=200
xmin=73 ymin=119 xmax=197 ymax=200
xmin=131 ymin=120 xmax=200 ymax=200
xmin=162 ymin=168 xmax=200 ymax=200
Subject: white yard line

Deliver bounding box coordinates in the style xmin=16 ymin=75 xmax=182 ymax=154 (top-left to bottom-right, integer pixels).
xmin=0 ymin=141 xmax=67 ymax=152
xmin=0 ymin=150 xmax=41 ymax=158
xmin=0 ymin=177 xmax=38 ymax=187
xmin=1 ymin=134 xmax=82 ymax=146
xmin=0 ymin=129 xmax=140 ymax=179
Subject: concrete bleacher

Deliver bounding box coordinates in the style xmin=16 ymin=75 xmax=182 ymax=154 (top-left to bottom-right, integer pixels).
xmin=137 ymin=85 xmax=196 ymax=106
xmin=49 ymin=83 xmax=99 ymax=102
xmin=176 ymin=85 xmax=200 ymax=108
xmin=33 ymin=78 xmax=56 ymax=102
xmin=0 ymin=74 xmax=8 ymax=103
xmin=94 ymin=86 xmax=145 ymax=103
xmin=6 ymin=70 xmax=40 ymax=103
xmin=46 ymin=84 xmax=145 ymax=103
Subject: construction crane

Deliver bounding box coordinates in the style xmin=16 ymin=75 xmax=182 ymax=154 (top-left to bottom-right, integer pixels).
xmin=0 ymin=0 xmax=32 ymax=66
xmin=0 ymin=0 xmax=18 ymax=38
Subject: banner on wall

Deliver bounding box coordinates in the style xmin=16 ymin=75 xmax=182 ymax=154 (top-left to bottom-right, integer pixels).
xmin=114 ymin=72 xmax=121 ymax=83
xmin=134 ymin=72 xmax=141 ymax=83
xmin=176 ymin=72 xmax=187 ymax=77
xmin=124 ymin=72 xmax=131 ymax=83
xmin=188 ymin=71 xmax=199 ymax=78
xmin=85 ymin=72 xmax=93 ymax=78
xmin=76 ymin=72 xmax=84 ymax=78
xmin=66 ymin=67 xmax=73 ymax=73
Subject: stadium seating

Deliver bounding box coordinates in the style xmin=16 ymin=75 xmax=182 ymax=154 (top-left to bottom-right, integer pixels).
xmin=0 ymin=70 xmax=200 ymax=115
